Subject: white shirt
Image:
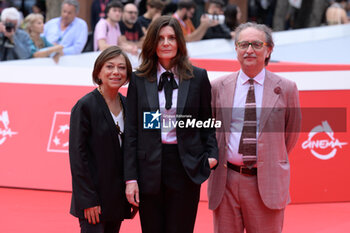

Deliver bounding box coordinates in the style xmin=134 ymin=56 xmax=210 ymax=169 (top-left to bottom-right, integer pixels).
xmin=227 ymin=69 xmax=265 ymax=165
xmin=157 ymin=64 xmax=179 ymax=144
xmin=110 ymin=109 xmax=124 ymax=146
xmin=44 ymin=17 xmax=88 ymax=55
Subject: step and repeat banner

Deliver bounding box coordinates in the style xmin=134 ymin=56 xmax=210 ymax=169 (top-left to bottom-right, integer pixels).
xmin=1 ymin=58 xmax=350 ymax=204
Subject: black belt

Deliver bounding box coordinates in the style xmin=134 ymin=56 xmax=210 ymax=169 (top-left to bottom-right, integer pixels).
xmin=227 ymin=162 xmax=257 ymax=176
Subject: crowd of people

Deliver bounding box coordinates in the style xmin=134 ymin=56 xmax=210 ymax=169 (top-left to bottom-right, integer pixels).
xmin=0 ymin=0 xmax=88 ymax=61
xmin=1 ymin=0 xmax=348 ymax=62
xmin=0 ymin=0 xmax=241 ymax=62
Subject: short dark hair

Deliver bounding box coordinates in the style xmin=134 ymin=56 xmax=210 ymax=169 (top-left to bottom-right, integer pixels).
xmin=138 ymin=16 xmax=193 ymax=81
xmin=177 ymin=0 xmax=196 ymax=10
xmin=234 ymin=22 xmax=274 ymax=66
xmin=92 ymin=46 xmax=132 ymax=85
xmin=147 ymin=0 xmax=165 ymax=10
xmin=208 ymin=0 xmax=225 ymax=9
xmin=105 ymin=0 xmax=123 ymax=16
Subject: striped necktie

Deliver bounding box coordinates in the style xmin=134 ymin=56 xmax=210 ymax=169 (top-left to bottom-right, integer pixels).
xmin=238 ymin=78 xmax=257 ymax=168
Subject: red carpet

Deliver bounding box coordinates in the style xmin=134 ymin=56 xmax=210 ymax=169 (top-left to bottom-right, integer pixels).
xmin=1 ymin=187 xmax=349 ymax=233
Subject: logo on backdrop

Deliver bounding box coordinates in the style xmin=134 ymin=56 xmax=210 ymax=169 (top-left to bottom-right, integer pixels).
xmin=302 ymin=121 xmax=347 ymax=160
xmin=143 ymin=110 xmax=161 ymax=129
xmin=143 ymin=110 xmax=222 ymax=130
xmin=47 ymin=112 xmax=70 ymax=153
xmin=0 ymin=110 xmax=18 ymax=145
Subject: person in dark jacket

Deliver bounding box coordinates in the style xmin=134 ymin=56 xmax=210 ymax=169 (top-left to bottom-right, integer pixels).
xmin=69 ymin=46 xmax=133 ymax=233
xmin=124 ymin=16 xmax=218 ymax=233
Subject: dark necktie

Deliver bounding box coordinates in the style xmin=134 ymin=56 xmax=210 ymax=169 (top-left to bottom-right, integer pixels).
xmin=158 ymin=71 xmax=178 ymax=110
xmin=238 ymin=78 xmax=257 ymax=168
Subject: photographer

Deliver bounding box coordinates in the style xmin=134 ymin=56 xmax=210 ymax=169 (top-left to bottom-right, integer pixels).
xmin=202 ymin=0 xmax=234 ymax=40
xmin=173 ymin=0 xmax=219 ymax=42
xmin=0 ymin=7 xmax=32 ymax=61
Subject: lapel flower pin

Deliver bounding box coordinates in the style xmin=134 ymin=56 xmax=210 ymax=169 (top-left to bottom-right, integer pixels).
xmin=274 ymin=87 xmax=281 ymax=94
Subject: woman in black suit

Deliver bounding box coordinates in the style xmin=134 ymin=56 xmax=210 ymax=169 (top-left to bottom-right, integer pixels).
xmin=124 ymin=16 xmax=218 ymax=233
xmin=69 ymin=46 xmax=132 ymax=233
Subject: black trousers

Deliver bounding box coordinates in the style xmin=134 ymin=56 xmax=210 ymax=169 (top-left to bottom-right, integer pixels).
xmin=139 ymin=144 xmax=201 ymax=233
xmin=79 ymin=218 xmax=122 ymax=233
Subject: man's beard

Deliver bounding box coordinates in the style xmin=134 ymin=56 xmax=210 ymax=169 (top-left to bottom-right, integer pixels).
xmin=126 ymin=18 xmax=137 ymax=25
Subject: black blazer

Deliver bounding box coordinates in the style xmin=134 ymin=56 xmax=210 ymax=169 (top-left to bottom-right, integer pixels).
xmin=69 ymin=89 xmax=128 ymax=221
xmin=124 ymin=66 xmax=218 ymax=194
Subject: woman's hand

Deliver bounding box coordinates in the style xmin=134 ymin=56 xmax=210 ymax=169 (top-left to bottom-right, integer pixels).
xmin=51 ymin=45 xmax=64 ymax=63
xmin=84 ymin=205 xmax=101 ymax=224
xmin=126 ymin=182 xmax=140 ymax=207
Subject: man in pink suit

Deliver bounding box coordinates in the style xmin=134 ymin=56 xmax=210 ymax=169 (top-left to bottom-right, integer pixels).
xmin=208 ymin=22 xmax=301 ymax=233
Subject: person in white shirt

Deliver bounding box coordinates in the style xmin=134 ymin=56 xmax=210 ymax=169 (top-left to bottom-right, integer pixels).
xmin=44 ymin=0 xmax=88 ymax=55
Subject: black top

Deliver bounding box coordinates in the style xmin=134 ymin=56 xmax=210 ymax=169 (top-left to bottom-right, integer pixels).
xmin=119 ymin=20 xmax=144 ymax=42
xmin=138 ymin=15 xmax=152 ymax=30
xmin=203 ymin=24 xmax=232 ymax=40
xmin=124 ymin=66 xmax=219 ymax=194
xmin=69 ymin=89 xmax=130 ymax=221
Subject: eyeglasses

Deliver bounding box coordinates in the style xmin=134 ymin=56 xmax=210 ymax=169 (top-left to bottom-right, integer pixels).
xmin=236 ymin=41 xmax=269 ymax=50
xmin=124 ymin=11 xmax=138 ymax=15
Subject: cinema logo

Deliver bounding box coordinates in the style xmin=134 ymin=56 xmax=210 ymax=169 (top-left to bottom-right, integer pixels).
xmin=302 ymin=121 xmax=347 ymax=160
xmin=0 ymin=111 xmax=18 ymax=145
xmin=47 ymin=112 xmax=70 ymax=153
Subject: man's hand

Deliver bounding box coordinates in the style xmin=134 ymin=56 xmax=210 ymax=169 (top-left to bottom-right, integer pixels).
xmin=200 ymin=14 xmax=219 ymax=28
xmin=3 ymin=30 xmax=15 ymax=43
xmin=84 ymin=206 xmax=101 ymax=224
xmin=0 ymin=22 xmax=5 ymax=33
xmin=126 ymin=182 xmax=140 ymax=207
xmin=208 ymin=158 xmax=218 ymax=169
xmin=0 ymin=22 xmax=15 ymax=41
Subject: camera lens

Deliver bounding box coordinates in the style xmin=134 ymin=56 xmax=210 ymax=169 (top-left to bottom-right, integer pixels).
xmin=5 ymin=22 xmax=15 ymax=32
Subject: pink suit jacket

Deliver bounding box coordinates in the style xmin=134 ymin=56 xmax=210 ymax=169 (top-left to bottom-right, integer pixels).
xmin=208 ymin=70 xmax=301 ymax=210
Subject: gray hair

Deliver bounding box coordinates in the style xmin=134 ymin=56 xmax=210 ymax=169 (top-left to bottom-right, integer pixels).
xmin=1 ymin=7 xmax=20 ymax=26
xmin=234 ymin=22 xmax=274 ymax=65
xmin=62 ymin=0 xmax=80 ymax=13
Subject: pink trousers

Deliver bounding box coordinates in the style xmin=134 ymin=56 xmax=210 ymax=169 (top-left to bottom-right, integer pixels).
xmin=213 ymin=168 xmax=285 ymax=233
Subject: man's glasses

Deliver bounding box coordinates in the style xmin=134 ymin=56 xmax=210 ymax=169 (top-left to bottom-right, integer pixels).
xmin=236 ymin=41 xmax=269 ymax=50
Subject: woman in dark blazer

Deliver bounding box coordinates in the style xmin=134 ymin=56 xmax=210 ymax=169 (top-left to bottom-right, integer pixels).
xmin=124 ymin=16 xmax=218 ymax=233
xmin=69 ymin=46 xmax=132 ymax=233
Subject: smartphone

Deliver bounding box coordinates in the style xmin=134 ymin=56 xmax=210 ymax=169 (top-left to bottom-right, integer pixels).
xmin=206 ymin=14 xmax=225 ymax=24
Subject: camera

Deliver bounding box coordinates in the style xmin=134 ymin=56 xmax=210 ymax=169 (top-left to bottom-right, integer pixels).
xmin=5 ymin=22 xmax=15 ymax=33
xmin=207 ymin=14 xmax=225 ymax=25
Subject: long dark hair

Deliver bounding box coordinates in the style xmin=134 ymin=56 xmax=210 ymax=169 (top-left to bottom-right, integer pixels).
xmin=224 ymin=4 xmax=239 ymax=31
xmin=137 ymin=15 xmax=193 ymax=81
